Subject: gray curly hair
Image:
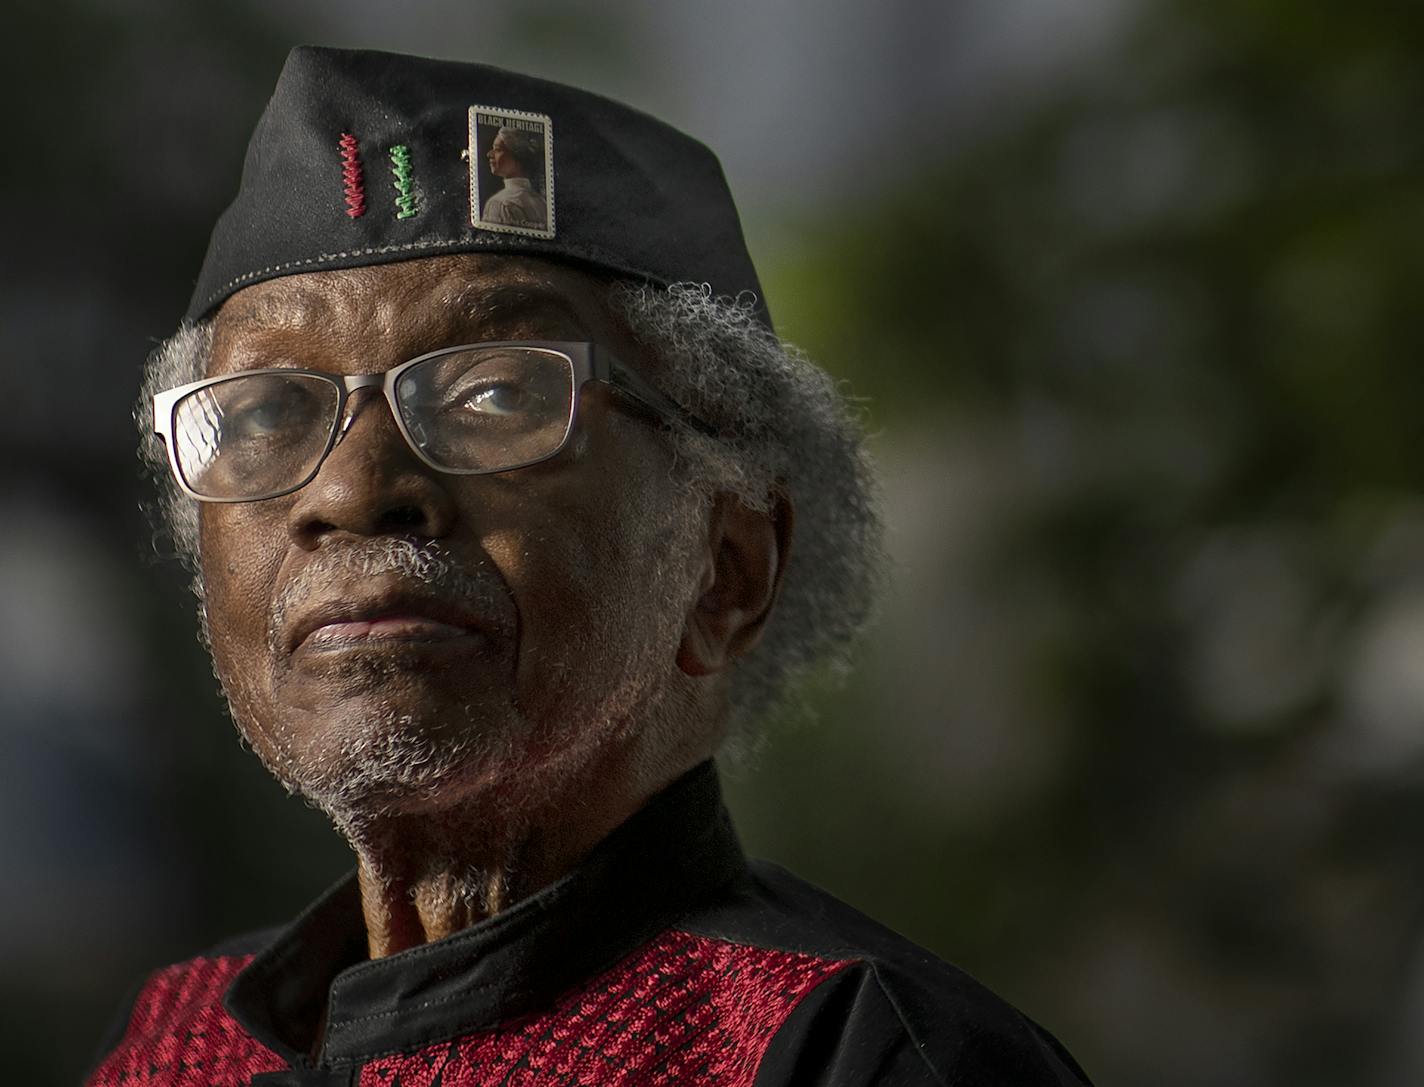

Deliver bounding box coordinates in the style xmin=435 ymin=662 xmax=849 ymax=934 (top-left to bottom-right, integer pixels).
xmin=135 ymin=282 xmax=888 ymax=746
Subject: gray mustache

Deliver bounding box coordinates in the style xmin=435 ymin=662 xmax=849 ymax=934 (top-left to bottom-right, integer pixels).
xmin=268 ymin=538 xmax=513 ymax=653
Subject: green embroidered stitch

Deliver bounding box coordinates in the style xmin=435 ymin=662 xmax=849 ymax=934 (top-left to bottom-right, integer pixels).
xmin=390 ymin=145 xmax=418 ymax=219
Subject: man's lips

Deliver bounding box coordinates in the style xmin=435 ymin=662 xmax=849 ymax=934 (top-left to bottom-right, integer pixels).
xmin=301 ymin=615 xmax=477 ymax=650
xmin=283 ymin=590 xmax=501 ymax=655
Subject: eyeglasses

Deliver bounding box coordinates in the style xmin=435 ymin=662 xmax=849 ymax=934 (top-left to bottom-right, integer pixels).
xmin=151 ymin=341 xmax=715 ymax=502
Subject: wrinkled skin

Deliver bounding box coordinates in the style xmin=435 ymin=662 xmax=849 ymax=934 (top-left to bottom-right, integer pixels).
xmin=198 ymin=253 xmax=792 ymax=966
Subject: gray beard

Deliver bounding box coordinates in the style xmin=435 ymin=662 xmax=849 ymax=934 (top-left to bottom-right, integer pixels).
xmin=197 ymin=504 xmax=706 ymax=849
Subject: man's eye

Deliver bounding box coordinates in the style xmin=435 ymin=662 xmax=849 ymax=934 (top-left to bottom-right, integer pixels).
xmin=454 ymin=382 xmax=532 ymax=417
xmin=228 ymin=394 xmax=311 ymax=437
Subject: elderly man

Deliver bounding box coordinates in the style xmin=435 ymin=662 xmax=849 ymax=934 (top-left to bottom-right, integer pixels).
xmin=87 ymin=47 xmax=1091 ymax=1087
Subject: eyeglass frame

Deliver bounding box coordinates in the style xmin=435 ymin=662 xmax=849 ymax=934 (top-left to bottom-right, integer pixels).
xmin=151 ymin=340 xmax=717 ymax=503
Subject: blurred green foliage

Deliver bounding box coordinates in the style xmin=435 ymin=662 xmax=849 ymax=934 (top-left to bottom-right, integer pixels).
xmin=734 ymin=2 xmax=1424 ymax=1085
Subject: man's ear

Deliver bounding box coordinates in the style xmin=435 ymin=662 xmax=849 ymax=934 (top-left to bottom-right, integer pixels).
xmin=676 ymin=489 xmax=794 ymax=677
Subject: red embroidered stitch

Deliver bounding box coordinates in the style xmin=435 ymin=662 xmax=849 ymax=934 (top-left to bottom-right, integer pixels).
xmin=339 ymin=132 xmax=366 ymax=218
xmin=85 ymin=955 xmax=286 ymax=1086
xmin=359 ymin=931 xmax=849 ymax=1087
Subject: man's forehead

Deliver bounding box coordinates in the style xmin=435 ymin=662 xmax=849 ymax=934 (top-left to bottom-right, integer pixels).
xmin=206 ymin=253 xmax=670 ymax=382
xmin=216 ymin=254 xmax=606 ymax=335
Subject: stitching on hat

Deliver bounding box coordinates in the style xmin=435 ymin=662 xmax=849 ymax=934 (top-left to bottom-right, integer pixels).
xmin=196 ymin=236 xmax=720 ymax=318
xmin=338 ymin=133 xmax=366 ymax=219
xmin=201 ymin=236 xmax=597 ymax=312
xmin=390 ymin=144 xmax=419 ymax=220
xmin=200 ymin=238 xmax=477 ymax=310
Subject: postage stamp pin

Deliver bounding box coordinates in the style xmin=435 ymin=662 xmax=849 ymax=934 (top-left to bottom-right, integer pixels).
xmin=467 ymin=106 xmax=555 ymax=239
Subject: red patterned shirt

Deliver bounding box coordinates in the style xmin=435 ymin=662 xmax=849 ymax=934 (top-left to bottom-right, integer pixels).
xmin=86 ymin=763 xmax=1090 ymax=1086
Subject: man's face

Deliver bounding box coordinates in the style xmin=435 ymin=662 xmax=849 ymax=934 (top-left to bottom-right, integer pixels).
xmin=198 ymin=254 xmax=706 ymax=827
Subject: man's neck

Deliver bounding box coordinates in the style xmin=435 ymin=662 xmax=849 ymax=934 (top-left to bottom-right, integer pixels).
xmin=346 ymin=741 xmax=706 ymax=959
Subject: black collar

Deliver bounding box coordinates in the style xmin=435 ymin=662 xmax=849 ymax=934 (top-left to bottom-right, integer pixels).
xmin=224 ymin=760 xmax=746 ymax=1066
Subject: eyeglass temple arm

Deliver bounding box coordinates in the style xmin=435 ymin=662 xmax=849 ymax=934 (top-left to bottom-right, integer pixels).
xmin=597 ymin=347 xmax=718 ymax=438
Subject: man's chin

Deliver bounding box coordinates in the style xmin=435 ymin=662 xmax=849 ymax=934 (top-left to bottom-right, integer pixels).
xmin=227 ymin=648 xmax=681 ymax=837
xmin=273 ymin=645 xmax=506 ymax=707
xmin=237 ymin=708 xmax=530 ymax=828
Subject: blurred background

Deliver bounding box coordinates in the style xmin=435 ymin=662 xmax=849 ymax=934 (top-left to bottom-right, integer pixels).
xmin=4 ymin=0 xmax=1423 ymax=1083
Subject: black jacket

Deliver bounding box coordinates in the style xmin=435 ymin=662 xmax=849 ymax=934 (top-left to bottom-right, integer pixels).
xmin=87 ymin=762 xmax=1092 ymax=1085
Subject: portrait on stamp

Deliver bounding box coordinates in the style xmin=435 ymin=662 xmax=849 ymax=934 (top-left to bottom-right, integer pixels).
xmin=468 ymin=106 xmax=554 ymax=238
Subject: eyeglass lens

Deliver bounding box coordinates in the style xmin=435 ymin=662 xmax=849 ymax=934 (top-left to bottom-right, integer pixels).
xmin=174 ymin=373 xmax=339 ymax=499
xmin=171 ymin=347 xmax=577 ymax=499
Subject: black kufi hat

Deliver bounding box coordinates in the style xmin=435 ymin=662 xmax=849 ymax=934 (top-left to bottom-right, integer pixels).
xmin=187 ymin=46 xmax=771 ymax=328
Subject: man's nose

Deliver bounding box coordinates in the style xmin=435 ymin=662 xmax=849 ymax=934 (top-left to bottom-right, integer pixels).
xmin=286 ymin=387 xmax=457 ymax=549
